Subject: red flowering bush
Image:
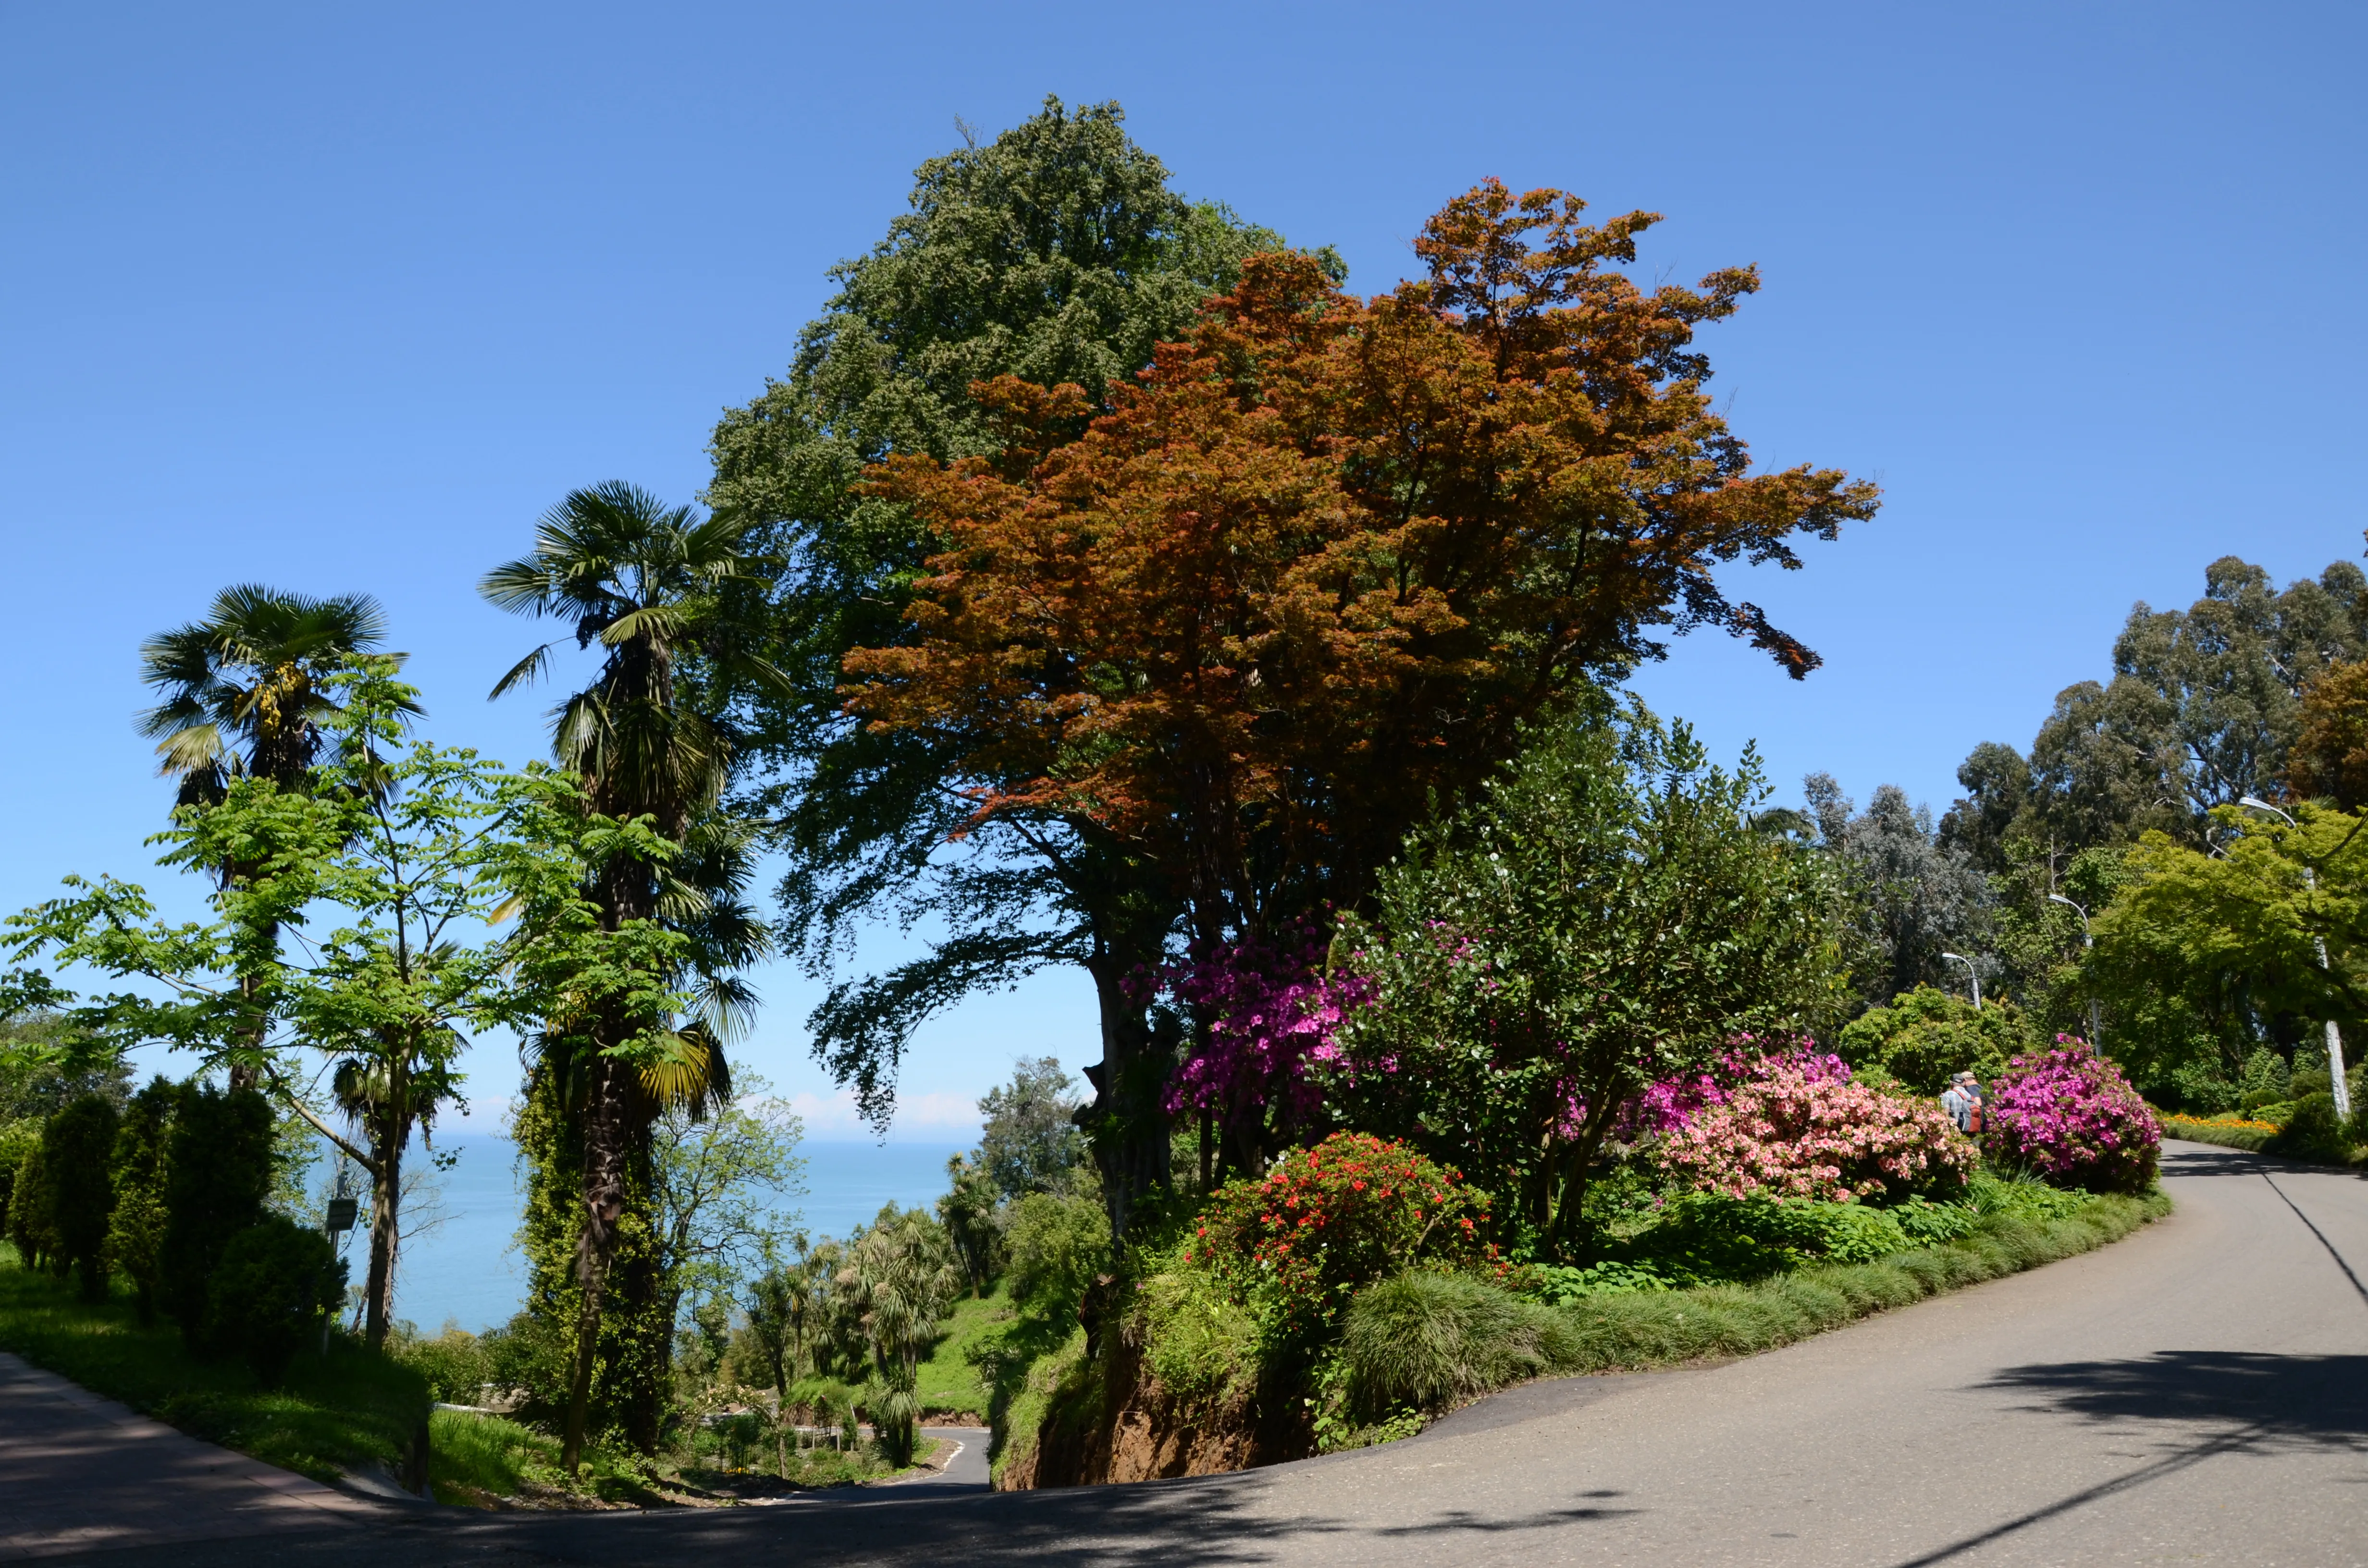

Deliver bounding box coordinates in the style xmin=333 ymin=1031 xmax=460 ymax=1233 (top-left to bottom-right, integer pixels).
xmin=1185 ymin=1132 xmax=1491 ymax=1336
xmin=1984 ymin=1038 xmax=2159 ymax=1193
xmin=1658 ymin=1064 xmax=1975 ymax=1202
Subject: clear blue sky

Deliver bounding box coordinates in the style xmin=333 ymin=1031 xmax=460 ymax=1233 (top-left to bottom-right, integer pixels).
xmin=5 ymin=1 xmax=2361 ymax=1136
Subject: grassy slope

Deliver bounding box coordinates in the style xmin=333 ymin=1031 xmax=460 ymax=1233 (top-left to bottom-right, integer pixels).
xmin=0 ymin=1241 xmax=426 ymax=1483
xmin=917 ymin=1284 xmax=1013 ymax=1419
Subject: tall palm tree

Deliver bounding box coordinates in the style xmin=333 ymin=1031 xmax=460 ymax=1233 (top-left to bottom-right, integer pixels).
xmin=139 ymin=584 xmax=397 ymax=807
xmin=483 ymin=480 xmax=780 ymax=1465
xmin=139 ymin=585 xmax=400 ymax=1087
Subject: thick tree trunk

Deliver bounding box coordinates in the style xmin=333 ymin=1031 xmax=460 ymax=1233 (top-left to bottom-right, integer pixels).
xmin=1083 ymin=958 xmax=1171 ymax=1240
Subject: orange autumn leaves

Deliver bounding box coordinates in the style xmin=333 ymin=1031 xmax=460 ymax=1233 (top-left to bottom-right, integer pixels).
xmin=843 ymin=180 xmax=1879 ymax=922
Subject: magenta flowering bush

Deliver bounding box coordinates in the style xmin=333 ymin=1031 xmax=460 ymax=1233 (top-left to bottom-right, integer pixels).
xmin=1982 ymin=1038 xmax=2159 ymax=1194
xmin=1658 ymin=1062 xmax=1976 ymax=1202
xmin=1159 ymin=924 xmax=1376 ymax=1144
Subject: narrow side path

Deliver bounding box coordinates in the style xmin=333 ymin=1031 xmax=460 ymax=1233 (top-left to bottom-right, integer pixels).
xmin=0 ymin=1351 xmax=383 ymax=1561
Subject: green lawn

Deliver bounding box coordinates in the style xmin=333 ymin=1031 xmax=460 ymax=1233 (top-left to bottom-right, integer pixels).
xmin=917 ymin=1284 xmax=1013 ymax=1419
xmin=0 ymin=1241 xmax=428 ymax=1484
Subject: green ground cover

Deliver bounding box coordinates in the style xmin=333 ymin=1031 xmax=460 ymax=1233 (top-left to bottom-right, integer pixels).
xmin=0 ymin=1240 xmax=426 ymax=1484
xmin=917 ymin=1284 xmax=1012 ymax=1419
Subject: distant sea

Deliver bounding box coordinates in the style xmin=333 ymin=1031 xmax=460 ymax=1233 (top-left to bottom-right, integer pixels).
xmin=373 ymin=1134 xmax=966 ymax=1335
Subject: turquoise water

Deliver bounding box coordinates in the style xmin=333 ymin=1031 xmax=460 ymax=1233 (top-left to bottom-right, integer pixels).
xmin=377 ymin=1135 xmax=966 ymax=1335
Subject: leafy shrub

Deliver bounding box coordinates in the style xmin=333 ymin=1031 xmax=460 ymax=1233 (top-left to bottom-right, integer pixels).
xmin=1983 ymin=1041 xmax=2160 ymax=1193
xmin=1837 ymin=985 xmax=2029 ymax=1094
xmin=1520 ymin=1260 xmax=1674 ymax=1304
xmin=1129 ymin=1260 xmax=1258 ymax=1409
xmin=1186 ymin=1132 xmax=1491 ymax=1337
xmin=2273 ymin=1093 xmax=2351 ymax=1163
xmin=160 ymin=1084 xmax=275 ymax=1347
xmin=1339 ymin=1270 xmax=1579 ymax=1421
xmin=208 ymin=1213 xmax=346 ymax=1385
xmin=1005 ymin=1186 xmax=1111 ymax=1324
xmin=43 ymin=1094 xmax=120 ymax=1301
xmin=1965 ymin=1171 xmax=2093 ymax=1222
xmin=106 ymin=1078 xmax=176 ymax=1325
xmin=2238 ymin=1046 xmax=2290 ymax=1113
xmin=1659 ymin=1065 xmax=1975 ymax=1202
xmin=480 ymin=1307 xmax=571 ymax=1421
xmin=5 ymin=1135 xmax=56 ymax=1270
xmin=1888 ymin=1195 xmax=1980 ymax=1244
xmin=395 ymin=1322 xmax=493 ymax=1404
xmin=1605 ymin=1193 xmax=1914 ymax=1284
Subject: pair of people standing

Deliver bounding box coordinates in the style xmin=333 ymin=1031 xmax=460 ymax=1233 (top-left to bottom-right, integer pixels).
xmin=1941 ymin=1072 xmax=1985 ymax=1134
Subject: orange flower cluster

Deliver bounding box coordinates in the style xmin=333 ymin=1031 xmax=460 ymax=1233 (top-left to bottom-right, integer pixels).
xmin=1187 ymin=1131 xmax=1491 ymax=1336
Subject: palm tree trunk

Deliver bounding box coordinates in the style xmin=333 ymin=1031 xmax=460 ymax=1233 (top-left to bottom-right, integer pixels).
xmin=562 ymin=1055 xmax=632 ymax=1474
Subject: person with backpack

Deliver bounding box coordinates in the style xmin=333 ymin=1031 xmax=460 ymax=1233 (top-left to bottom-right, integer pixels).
xmin=1941 ymin=1071 xmax=1984 ymax=1135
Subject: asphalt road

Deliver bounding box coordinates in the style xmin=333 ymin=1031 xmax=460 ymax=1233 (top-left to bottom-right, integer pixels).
xmin=21 ymin=1140 xmax=2368 ymax=1566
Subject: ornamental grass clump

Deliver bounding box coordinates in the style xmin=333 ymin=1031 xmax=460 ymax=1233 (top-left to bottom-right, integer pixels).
xmin=1983 ymin=1039 xmax=2159 ymax=1194
xmin=1185 ymin=1132 xmax=1491 ymax=1338
xmin=1658 ymin=1063 xmax=1974 ymax=1203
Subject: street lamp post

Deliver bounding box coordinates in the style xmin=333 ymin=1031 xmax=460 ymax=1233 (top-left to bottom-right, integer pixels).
xmin=2239 ymin=796 xmax=2352 ymax=1122
xmin=2049 ymin=893 xmax=2104 ymax=1049
xmin=1941 ymin=951 xmax=1983 ymax=1010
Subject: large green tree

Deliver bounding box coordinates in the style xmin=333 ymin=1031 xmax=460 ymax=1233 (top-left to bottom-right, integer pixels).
xmin=1332 ymin=705 xmax=1841 ymax=1254
xmin=703 ymin=98 xmax=1306 ymax=1224
xmin=1943 ymin=556 xmax=2368 ymax=873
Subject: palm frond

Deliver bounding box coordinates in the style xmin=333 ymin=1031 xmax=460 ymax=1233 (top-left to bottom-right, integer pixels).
xmin=489 ymin=642 xmax=558 ymax=701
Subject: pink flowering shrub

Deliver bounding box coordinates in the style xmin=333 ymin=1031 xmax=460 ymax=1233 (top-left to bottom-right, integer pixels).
xmin=1658 ymin=1063 xmax=1976 ymax=1202
xmin=1983 ymin=1038 xmax=2159 ymax=1194
xmin=1618 ymin=1037 xmax=1852 ymax=1139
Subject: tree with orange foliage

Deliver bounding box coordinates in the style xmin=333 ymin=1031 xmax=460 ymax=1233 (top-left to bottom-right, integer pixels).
xmin=856 ymin=181 xmax=1877 ymax=941
xmin=849 ymin=182 xmax=1878 ymax=1220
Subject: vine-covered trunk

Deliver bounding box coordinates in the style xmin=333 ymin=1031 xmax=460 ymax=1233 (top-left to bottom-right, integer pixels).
xmin=562 ymin=1054 xmax=632 ymax=1474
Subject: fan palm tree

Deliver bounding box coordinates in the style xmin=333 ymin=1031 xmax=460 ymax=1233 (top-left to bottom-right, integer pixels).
xmin=139 ymin=585 xmax=401 ymax=1087
xmin=483 ymin=480 xmax=781 ymax=1464
xmin=139 ymin=584 xmax=398 ymax=807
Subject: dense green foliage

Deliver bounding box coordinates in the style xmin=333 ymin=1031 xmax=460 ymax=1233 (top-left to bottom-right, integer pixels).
xmin=0 ymin=1239 xmax=427 ymax=1483
xmin=1335 ymin=708 xmax=1840 ymax=1251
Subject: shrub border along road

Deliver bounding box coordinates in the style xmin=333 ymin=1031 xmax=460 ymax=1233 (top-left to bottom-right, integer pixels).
xmin=995 ymin=1190 xmax=2169 ymax=1486
xmin=2157 ymin=1119 xmax=2277 ymax=1154
xmin=1533 ymin=1192 xmax=2168 ymax=1377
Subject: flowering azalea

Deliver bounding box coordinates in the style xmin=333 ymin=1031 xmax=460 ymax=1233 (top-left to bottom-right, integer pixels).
xmin=1983 ymin=1039 xmax=2159 ymax=1193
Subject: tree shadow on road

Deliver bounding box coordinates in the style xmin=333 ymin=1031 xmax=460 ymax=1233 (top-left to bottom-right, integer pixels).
xmin=1979 ymin=1350 xmax=2368 ymax=1452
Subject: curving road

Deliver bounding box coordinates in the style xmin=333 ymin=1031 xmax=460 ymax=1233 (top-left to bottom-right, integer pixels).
xmin=23 ymin=1141 xmax=2368 ymax=1566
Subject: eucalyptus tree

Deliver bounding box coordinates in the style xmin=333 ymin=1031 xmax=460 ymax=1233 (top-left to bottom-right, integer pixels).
xmin=138 ymin=584 xmax=403 ymax=1086
xmin=481 ymin=479 xmax=780 ymax=1463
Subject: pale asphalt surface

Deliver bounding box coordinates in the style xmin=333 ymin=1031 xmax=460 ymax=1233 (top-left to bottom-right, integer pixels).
xmin=12 ymin=1139 xmax=2368 ymax=1566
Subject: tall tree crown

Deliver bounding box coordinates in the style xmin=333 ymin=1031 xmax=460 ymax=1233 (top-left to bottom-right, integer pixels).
xmin=138 ymin=584 xmax=395 ymax=807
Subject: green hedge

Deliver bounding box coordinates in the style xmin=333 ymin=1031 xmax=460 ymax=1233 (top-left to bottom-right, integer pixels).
xmin=1548 ymin=1192 xmax=2168 ymax=1374
xmin=2158 ymin=1119 xmax=2276 ymax=1153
